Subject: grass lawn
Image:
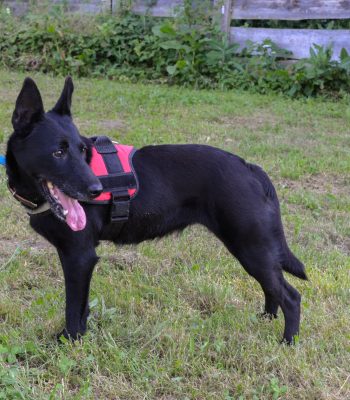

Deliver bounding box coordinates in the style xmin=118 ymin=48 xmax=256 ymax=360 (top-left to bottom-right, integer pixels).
xmin=0 ymin=70 xmax=349 ymax=399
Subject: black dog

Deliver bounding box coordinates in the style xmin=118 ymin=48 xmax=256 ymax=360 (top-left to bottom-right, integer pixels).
xmin=6 ymin=77 xmax=306 ymax=344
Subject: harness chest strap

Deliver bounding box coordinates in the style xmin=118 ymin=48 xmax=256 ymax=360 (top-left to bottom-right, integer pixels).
xmin=92 ymin=136 xmax=137 ymax=223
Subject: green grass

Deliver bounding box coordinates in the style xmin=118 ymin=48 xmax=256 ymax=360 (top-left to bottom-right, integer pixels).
xmin=0 ymin=70 xmax=349 ymax=399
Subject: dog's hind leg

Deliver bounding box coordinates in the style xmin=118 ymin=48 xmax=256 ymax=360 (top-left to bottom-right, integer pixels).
xmin=223 ymin=240 xmax=301 ymax=344
xmin=260 ymin=288 xmax=279 ymax=320
xmin=242 ymin=250 xmax=300 ymax=344
xmin=278 ymin=279 xmax=301 ymax=344
xmin=57 ymin=247 xmax=99 ymax=340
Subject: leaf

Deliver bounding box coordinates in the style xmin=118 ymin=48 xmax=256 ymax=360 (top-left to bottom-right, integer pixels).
xmin=160 ymin=40 xmax=183 ymax=50
xmin=206 ymin=50 xmax=221 ymax=64
xmin=47 ymin=24 xmax=56 ymax=34
xmin=176 ymin=59 xmax=187 ymax=70
xmin=59 ymin=356 xmax=76 ymax=375
xmin=166 ymin=65 xmax=177 ymax=75
xmin=340 ymin=47 xmax=349 ymax=61
xmin=0 ymin=345 xmax=7 ymax=354
xmin=152 ymin=23 xmax=176 ymax=37
xmin=160 ymin=24 xmax=176 ymax=36
xmin=309 ymin=46 xmax=316 ymax=59
xmin=89 ymin=297 xmax=99 ymax=309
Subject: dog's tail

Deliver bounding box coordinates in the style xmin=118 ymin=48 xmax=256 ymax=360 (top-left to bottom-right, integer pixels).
xmin=249 ymin=163 xmax=307 ymax=280
xmin=282 ymin=244 xmax=307 ymax=280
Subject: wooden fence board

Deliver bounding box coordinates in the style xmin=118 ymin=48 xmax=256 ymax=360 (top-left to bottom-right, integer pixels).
xmin=222 ymin=0 xmax=233 ymax=36
xmin=231 ymin=0 xmax=350 ymax=20
xmin=133 ymin=0 xmax=350 ymax=20
xmin=133 ymin=0 xmax=184 ymax=17
xmin=231 ymin=28 xmax=350 ymax=59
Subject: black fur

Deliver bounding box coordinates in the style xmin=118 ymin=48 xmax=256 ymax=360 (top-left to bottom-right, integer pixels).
xmin=6 ymin=78 xmax=307 ymax=344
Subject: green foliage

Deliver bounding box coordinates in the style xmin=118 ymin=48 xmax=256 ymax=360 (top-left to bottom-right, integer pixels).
xmin=290 ymin=45 xmax=350 ymax=96
xmin=0 ymin=7 xmax=350 ymax=97
xmin=0 ymin=343 xmax=34 ymax=399
xmin=269 ymin=377 xmax=288 ymax=399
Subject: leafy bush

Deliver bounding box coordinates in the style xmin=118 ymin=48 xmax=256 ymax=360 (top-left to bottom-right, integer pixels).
xmin=291 ymin=45 xmax=350 ymax=96
xmin=1 ymin=6 xmax=350 ymax=97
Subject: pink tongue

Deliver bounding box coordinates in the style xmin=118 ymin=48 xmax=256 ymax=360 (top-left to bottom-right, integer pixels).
xmin=55 ymin=187 xmax=86 ymax=231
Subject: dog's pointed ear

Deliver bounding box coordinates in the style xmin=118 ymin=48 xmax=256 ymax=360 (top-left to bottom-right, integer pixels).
xmin=51 ymin=76 xmax=74 ymax=116
xmin=12 ymin=77 xmax=44 ymax=134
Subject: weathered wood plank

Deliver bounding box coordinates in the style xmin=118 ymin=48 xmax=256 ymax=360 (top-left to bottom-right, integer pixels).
xmin=222 ymin=0 xmax=233 ymax=37
xmin=133 ymin=0 xmax=350 ymax=20
xmin=4 ymin=0 xmax=110 ymax=15
xmin=132 ymin=0 xmax=184 ymax=17
xmin=232 ymin=0 xmax=350 ymax=20
xmin=230 ymin=27 xmax=350 ymax=60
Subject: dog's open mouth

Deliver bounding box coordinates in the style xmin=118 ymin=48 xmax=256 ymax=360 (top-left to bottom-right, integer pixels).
xmin=42 ymin=181 xmax=86 ymax=232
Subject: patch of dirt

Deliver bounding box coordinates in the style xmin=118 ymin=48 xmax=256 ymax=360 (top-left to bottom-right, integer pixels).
xmin=75 ymin=118 xmax=128 ymax=133
xmin=329 ymin=233 xmax=350 ymax=256
xmin=283 ymin=204 xmax=350 ymax=256
xmin=0 ymin=238 xmax=19 ymax=255
xmin=0 ymin=236 xmax=52 ymax=264
xmin=216 ymin=113 xmax=280 ymax=130
xmin=102 ymin=248 xmax=139 ymax=270
xmin=98 ymin=119 xmax=127 ymax=131
xmin=279 ymin=173 xmax=350 ymax=196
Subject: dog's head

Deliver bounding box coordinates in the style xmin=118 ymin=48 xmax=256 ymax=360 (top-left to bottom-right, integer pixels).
xmin=9 ymin=77 xmax=103 ymax=231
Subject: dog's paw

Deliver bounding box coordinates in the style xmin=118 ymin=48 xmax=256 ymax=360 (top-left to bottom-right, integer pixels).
xmin=56 ymin=328 xmax=83 ymax=343
xmin=280 ymin=334 xmax=300 ymax=346
xmin=258 ymin=311 xmax=278 ymax=321
xmin=280 ymin=338 xmax=294 ymax=346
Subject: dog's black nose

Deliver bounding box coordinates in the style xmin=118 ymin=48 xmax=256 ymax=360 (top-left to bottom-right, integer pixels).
xmin=88 ymin=182 xmax=103 ymax=198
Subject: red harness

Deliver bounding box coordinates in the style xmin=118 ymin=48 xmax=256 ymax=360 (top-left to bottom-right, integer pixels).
xmin=90 ymin=143 xmax=137 ymax=201
xmin=89 ymin=136 xmax=138 ymax=224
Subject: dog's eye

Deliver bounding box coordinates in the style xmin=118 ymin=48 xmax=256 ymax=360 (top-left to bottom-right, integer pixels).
xmin=81 ymin=146 xmax=87 ymax=154
xmin=53 ymin=149 xmax=65 ymax=158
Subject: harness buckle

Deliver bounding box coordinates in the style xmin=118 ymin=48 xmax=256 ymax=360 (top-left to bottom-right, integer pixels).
xmin=111 ymin=191 xmax=130 ymax=223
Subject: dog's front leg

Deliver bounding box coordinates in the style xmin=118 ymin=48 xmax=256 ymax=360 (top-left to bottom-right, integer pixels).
xmin=57 ymin=247 xmax=99 ymax=340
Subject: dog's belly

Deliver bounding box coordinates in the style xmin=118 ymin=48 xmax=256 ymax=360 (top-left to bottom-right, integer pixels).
xmin=99 ymin=203 xmax=201 ymax=245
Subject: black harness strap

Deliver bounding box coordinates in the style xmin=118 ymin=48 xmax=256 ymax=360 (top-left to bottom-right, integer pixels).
xmin=98 ymin=173 xmax=136 ymax=192
xmin=93 ymin=136 xmax=133 ymax=223
xmin=94 ymin=136 xmax=122 ymax=172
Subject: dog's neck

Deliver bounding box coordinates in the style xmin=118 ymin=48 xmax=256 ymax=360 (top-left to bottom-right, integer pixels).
xmin=6 ymin=137 xmax=45 ymax=207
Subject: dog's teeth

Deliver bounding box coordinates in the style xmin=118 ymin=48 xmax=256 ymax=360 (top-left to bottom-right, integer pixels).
xmin=63 ymin=209 xmax=68 ymax=216
xmin=47 ymin=181 xmax=54 ymax=190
